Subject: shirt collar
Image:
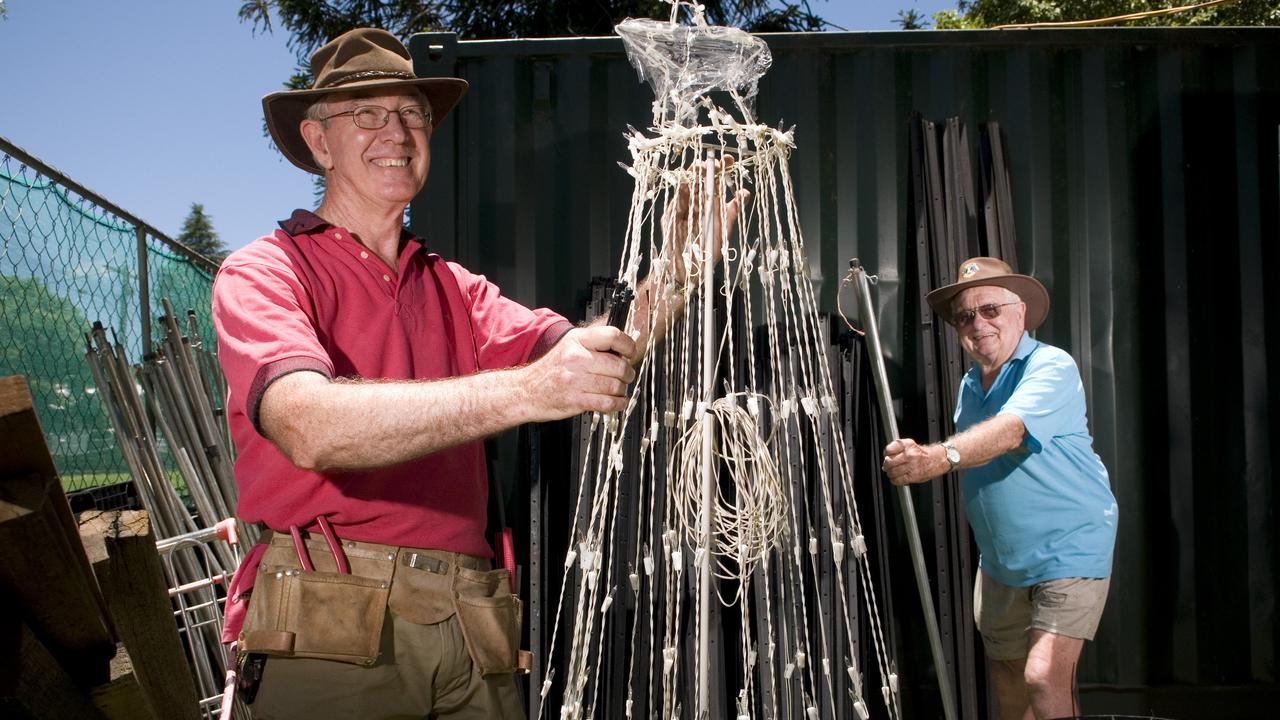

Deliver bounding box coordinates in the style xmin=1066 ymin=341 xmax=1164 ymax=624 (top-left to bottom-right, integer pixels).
xmin=277 ymin=209 xmax=427 ymax=252
xmin=964 ymin=331 xmax=1039 ymax=389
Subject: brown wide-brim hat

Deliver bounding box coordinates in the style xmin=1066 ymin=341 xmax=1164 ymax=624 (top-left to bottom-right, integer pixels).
xmin=263 ymin=27 xmax=468 ymax=175
xmin=926 ymin=256 xmax=1051 ymax=330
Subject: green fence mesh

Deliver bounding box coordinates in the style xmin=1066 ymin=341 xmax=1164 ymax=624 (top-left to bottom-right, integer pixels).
xmin=0 ymin=139 xmax=218 ymax=493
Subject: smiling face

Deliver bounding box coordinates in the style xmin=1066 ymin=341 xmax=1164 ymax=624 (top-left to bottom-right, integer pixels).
xmin=299 ymin=88 xmax=433 ymax=216
xmin=951 ymin=285 xmax=1027 ymax=373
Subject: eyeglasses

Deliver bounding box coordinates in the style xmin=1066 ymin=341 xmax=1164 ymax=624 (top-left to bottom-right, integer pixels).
xmin=951 ymin=301 xmax=1021 ymax=327
xmin=319 ymin=105 xmax=433 ymax=130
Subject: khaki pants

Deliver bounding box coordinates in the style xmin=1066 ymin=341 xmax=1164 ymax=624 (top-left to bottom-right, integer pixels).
xmin=250 ymin=609 xmax=524 ymax=719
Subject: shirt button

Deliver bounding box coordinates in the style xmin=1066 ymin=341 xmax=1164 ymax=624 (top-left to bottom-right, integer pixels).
xmin=383 ymin=274 xmax=391 ymax=282
xmin=334 ymin=232 xmax=342 ymax=240
xmin=360 ymin=251 xmax=369 ymax=259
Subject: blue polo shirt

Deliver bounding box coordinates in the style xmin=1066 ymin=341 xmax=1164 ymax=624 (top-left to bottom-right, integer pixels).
xmin=956 ymin=332 xmax=1118 ymax=587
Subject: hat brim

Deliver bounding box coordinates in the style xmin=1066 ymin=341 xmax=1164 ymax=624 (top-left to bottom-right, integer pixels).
xmin=263 ymin=77 xmax=468 ymax=175
xmin=926 ymin=273 xmax=1050 ymax=331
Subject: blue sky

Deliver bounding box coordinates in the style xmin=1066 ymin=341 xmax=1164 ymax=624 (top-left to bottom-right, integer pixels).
xmin=0 ymin=1 xmax=953 ymax=253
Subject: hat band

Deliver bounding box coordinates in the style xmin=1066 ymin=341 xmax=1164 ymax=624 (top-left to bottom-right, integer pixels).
xmin=320 ymin=69 xmax=415 ymax=89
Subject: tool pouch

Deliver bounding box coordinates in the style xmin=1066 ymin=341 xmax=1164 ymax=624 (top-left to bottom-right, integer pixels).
xmin=452 ymin=566 xmax=522 ymax=676
xmin=239 ymin=520 xmax=392 ymax=666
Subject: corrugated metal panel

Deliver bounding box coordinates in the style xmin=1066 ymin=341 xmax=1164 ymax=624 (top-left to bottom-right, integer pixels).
xmin=410 ymin=27 xmax=1280 ymax=704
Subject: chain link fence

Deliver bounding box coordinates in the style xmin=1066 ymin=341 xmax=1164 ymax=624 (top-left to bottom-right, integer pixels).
xmin=1 ymin=135 xmax=219 ymax=493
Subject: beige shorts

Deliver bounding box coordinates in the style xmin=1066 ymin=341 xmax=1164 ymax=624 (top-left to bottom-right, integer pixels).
xmin=974 ymin=570 xmax=1110 ymax=661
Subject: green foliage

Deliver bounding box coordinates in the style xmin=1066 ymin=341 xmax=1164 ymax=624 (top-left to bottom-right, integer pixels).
xmin=240 ymin=0 xmax=833 ymax=68
xmin=931 ymin=0 xmax=1280 ymax=28
xmin=896 ymin=8 xmax=930 ymax=28
xmin=177 ymin=202 xmax=227 ymax=264
xmin=0 ymin=274 xmax=118 ymax=473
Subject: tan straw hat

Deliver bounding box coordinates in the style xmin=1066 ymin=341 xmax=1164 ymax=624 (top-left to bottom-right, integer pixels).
xmin=925 ymin=257 xmax=1050 ymax=330
xmin=262 ymin=28 xmax=468 ymax=175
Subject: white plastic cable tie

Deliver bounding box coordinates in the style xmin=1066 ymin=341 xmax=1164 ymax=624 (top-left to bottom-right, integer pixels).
xmin=795 ymin=650 xmax=807 ymax=669
xmin=888 ymin=672 xmax=899 ymax=693
xmin=853 ymin=534 xmax=867 ymax=558
xmin=681 ymin=399 xmax=694 ymax=421
xmin=783 ymin=662 xmax=795 ymax=680
xmin=853 ymin=700 xmax=870 ymax=720
xmin=746 ymin=395 xmax=759 ymax=417
xmin=800 ymin=395 xmax=818 ymax=417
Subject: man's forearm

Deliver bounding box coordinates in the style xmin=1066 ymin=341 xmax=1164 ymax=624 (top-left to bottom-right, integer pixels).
xmin=260 ymin=325 xmax=636 ymax=472
xmin=261 ymin=368 xmax=538 ymax=471
xmin=949 ymin=413 xmax=1026 ymax=469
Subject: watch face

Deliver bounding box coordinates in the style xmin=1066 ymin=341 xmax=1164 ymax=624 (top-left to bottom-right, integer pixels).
xmin=945 ymin=445 xmax=960 ymax=465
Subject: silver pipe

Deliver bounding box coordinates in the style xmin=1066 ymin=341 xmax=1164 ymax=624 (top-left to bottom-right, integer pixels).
xmin=850 ymin=260 xmax=958 ymax=720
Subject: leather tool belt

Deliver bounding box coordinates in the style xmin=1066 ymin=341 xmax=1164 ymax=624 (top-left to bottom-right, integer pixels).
xmin=238 ymin=520 xmax=528 ymax=675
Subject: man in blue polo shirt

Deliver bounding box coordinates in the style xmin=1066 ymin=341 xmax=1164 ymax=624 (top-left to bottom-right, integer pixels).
xmin=882 ymin=257 xmax=1117 ymax=720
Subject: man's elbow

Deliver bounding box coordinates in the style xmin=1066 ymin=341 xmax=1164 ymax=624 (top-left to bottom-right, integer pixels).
xmin=1002 ymin=414 xmax=1027 ymax=451
xmin=267 ymin=426 xmax=331 ymax=471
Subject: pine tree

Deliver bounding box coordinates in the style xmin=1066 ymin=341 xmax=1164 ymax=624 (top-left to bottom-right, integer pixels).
xmin=177 ymin=203 xmax=228 ymax=265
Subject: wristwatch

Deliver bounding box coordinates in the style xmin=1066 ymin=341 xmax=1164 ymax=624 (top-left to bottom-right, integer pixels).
xmin=941 ymin=441 xmax=961 ymax=471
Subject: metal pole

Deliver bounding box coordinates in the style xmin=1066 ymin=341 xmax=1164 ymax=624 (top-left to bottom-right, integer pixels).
xmin=137 ymin=227 xmax=152 ymax=356
xmin=850 ymin=260 xmax=959 ymax=720
xmin=697 ymin=155 xmax=717 ymax=719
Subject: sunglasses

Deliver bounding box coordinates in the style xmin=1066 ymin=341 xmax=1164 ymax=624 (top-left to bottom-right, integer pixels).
xmin=952 ymin=301 xmax=1021 ymax=327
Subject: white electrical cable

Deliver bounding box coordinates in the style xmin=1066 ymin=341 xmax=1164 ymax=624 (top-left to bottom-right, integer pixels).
xmin=539 ymin=5 xmax=903 ymax=719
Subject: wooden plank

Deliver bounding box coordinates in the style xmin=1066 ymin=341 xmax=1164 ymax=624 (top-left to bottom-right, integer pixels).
xmin=0 ymin=468 xmax=115 ymax=687
xmin=0 ymin=617 xmax=106 ymax=719
xmin=79 ymin=509 xmax=201 ymax=720
xmin=91 ymin=672 xmax=150 ymax=720
xmin=0 ymin=377 xmax=118 ymax=691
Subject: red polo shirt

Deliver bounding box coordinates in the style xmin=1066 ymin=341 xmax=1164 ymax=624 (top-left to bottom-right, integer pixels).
xmin=212 ymin=210 xmax=571 ymax=556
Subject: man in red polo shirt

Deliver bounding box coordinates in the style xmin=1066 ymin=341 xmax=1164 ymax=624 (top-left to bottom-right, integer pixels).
xmin=213 ymin=28 xmax=744 ymax=720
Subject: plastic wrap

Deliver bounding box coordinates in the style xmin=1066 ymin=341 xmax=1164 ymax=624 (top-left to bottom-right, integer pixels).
xmin=616 ymin=16 xmax=771 ymax=125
